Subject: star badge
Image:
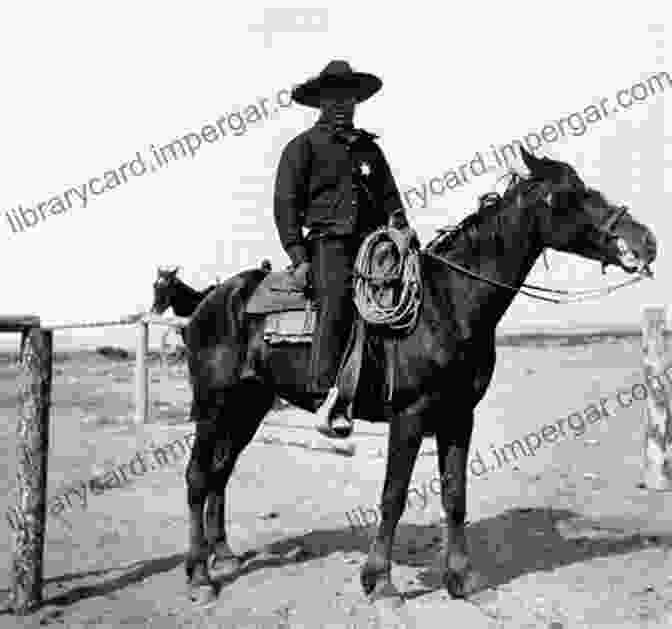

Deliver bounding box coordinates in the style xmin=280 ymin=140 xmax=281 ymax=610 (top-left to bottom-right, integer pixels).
xmin=360 ymin=162 xmax=371 ymax=177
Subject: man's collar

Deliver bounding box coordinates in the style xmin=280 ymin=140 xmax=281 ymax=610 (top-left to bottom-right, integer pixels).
xmin=313 ymin=120 xmax=379 ymax=143
xmin=314 ymin=117 xmax=353 ymax=132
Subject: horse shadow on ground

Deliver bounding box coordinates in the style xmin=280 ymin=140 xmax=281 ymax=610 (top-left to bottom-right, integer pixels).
xmin=11 ymin=506 xmax=670 ymax=611
xmin=240 ymin=506 xmax=671 ymax=599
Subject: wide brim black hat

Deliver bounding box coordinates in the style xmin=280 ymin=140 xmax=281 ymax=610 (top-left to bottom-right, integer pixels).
xmin=291 ymin=60 xmax=382 ymax=108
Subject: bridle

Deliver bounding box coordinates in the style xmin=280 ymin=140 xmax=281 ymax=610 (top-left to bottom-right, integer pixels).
xmin=424 ymin=185 xmax=649 ymax=305
xmin=152 ymin=272 xmax=178 ymax=313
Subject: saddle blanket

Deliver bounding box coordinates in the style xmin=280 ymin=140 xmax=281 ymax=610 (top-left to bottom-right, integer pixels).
xmin=262 ymin=307 xmax=315 ymax=344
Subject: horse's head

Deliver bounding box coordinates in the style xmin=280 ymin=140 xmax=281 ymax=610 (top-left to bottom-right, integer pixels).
xmin=520 ymin=147 xmax=656 ymax=274
xmin=152 ymin=266 xmax=182 ymax=314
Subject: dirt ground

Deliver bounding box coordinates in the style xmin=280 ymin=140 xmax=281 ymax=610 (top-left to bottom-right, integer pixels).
xmin=1 ymin=336 xmax=672 ymax=628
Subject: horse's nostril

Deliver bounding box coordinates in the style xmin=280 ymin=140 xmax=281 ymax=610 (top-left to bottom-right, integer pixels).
xmin=644 ymin=232 xmax=657 ymax=259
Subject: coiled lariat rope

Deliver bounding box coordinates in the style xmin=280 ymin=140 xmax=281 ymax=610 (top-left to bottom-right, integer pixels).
xmin=352 ymin=227 xmax=423 ymax=332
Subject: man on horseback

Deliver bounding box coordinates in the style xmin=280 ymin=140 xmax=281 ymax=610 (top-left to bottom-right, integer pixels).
xmin=273 ymin=60 xmax=411 ymax=439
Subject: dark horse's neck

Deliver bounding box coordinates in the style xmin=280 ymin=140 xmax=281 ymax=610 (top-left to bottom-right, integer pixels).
xmin=424 ymin=178 xmax=545 ymax=338
xmin=170 ymin=279 xmax=214 ymax=317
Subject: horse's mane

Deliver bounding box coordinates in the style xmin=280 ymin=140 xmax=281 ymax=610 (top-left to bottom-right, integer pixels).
xmin=176 ymin=277 xmax=201 ymax=295
xmin=425 ymin=171 xmax=540 ymax=254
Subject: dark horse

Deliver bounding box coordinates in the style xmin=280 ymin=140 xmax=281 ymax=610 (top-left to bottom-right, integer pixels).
xmin=182 ymin=148 xmax=656 ymax=605
xmin=151 ymin=267 xmax=219 ymax=342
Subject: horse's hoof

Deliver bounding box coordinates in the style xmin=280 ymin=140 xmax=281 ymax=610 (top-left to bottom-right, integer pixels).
xmin=315 ymin=422 xmax=353 ymax=439
xmin=209 ymin=554 xmax=242 ymax=580
xmin=368 ymin=580 xmax=404 ymax=607
xmin=361 ymin=567 xmax=391 ymax=598
xmin=188 ymin=583 xmax=217 ymax=606
xmin=443 ymin=567 xmax=486 ymax=599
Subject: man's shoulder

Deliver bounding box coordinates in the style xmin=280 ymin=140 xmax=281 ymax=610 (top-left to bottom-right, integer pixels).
xmin=280 ymin=128 xmax=313 ymax=153
xmin=354 ymin=129 xmax=384 ymax=153
xmin=358 ymin=128 xmax=380 ymax=141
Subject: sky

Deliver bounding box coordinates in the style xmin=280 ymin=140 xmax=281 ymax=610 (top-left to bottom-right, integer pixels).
xmin=0 ymin=2 xmax=670 ymax=349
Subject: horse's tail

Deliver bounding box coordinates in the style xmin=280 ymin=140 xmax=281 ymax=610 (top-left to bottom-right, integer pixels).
xmin=185 ymin=269 xmax=266 ymax=416
xmin=185 ymin=268 xmax=265 ymax=351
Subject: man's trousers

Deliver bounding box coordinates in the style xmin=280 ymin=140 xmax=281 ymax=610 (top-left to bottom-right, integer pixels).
xmin=308 ymin=236 xmax=360 ymax=399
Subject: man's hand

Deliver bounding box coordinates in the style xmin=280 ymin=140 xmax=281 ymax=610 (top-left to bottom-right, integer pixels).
xmin=388 ymin=209 xmax=420 ymax=253
xmin=290 ymin=261 xmax=311 ymax=290
xmin=388 ymin=208 xmax=409 ymax=231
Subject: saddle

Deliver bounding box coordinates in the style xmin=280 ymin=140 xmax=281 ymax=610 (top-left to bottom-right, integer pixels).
xmin=244 ymin=270 xmax=317 ymax=343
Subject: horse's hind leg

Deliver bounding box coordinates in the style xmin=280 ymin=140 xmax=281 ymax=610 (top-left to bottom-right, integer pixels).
xmin=185 ymin=382 xmax=274 ymax=603
xmin=185 ymin=416 xmax=219 ymax=604
xmin=207 ymin=385 xmax=275 ymax=577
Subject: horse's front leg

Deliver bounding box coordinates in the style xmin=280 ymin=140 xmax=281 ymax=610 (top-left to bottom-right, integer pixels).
xmin=205 ymin=490 xmax=242 ymax=579
xmin=435 ymin=415 xmax=485 ymax=598
xmin=361 ymin=405 xmax=424 ymax=601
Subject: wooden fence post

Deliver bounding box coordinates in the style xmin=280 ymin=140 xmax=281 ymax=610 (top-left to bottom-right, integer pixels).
xmin=641 ymin=306 xmax=672 ymax=491
xmin=9 ymin=325 xmax=52 ymax=614
xmin=135 ymin=321 xmax=148 ymax=424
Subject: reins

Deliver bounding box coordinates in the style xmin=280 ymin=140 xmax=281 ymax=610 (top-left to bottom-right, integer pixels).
xmin=422 ymin=249 xmax=645 ymax=304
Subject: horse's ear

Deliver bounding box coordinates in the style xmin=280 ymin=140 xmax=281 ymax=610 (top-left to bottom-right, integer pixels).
xmin=520 ymin=147 xmax=555 ymax=179
xmin=520 ymin=146 xmax=541 ymax=174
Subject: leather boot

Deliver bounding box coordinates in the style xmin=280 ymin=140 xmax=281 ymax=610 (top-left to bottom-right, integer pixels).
xmin=314 ymin=386 xmax=353 ymax=439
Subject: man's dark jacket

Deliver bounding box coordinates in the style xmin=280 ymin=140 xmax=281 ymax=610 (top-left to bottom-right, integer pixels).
xmin=274 ymin=119 xmax=403 ymax=266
